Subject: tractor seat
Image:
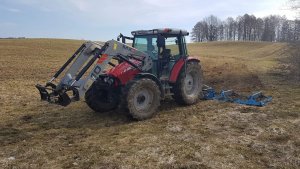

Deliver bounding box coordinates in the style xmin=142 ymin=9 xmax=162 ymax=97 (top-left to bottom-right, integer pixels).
xmin=146 ymin=45 xmax=158 ymax=60
xmin=159 ymin=49 xmax=171 ymax=70
xmin=160 ymin=49 xmax=171 ymax=59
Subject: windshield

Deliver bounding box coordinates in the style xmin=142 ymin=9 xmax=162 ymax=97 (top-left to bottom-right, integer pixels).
xmin=133 ymin=35 xmax=158 ymax=59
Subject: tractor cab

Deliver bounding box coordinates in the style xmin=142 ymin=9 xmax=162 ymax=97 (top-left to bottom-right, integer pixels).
xmin=118 ymin=28 xmax=189 ymax=78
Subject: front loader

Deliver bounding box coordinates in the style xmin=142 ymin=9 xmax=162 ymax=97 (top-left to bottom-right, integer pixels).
xmin=36 ymin=28 xmax=203 ymax=120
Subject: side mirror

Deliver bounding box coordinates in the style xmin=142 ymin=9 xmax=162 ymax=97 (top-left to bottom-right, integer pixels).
xmin=117 ymin=33 xmax=123 ymax=42
xmin=157 ymin=34 xmax=165 ymax=48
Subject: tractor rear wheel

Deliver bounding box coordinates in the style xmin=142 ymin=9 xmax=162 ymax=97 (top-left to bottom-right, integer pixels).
xmin=85 ymin=81 xmax=119 ymax=113
xmin=173 ymin=62 xmax=203 ymax=105
xmin=124 ymin=78 xmax=161 ymax=120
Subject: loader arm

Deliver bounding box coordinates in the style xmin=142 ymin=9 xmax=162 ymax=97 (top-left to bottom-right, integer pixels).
xmin=36 ymin=40 xmax=152 ymax=106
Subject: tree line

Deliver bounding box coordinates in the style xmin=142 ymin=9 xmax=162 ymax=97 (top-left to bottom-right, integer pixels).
xmin=191 ymin=14 xmax=300 ymax=43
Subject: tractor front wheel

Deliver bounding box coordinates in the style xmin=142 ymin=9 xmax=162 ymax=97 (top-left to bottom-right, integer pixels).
xmin=124 ymin=78 xmax=161 ymax=120
xmin=85 ymin=81 xmax=119 ymax=113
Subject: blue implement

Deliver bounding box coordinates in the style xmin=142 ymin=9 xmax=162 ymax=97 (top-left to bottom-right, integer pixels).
xmin=202 ymin=85 xmax=272 ymax=107
xmin=234 ymin=91 xmax=272 ymax=107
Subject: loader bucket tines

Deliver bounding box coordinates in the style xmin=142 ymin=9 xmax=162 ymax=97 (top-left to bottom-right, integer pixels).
xmin=36 ymin=83 xmax=79 ymax=106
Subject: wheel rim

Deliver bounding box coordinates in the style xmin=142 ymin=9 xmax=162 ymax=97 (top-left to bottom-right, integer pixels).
xmin=133 ymin=88 xmax=153 ymax=111
xmin=184 ymin=72 xmax=199 ymax=95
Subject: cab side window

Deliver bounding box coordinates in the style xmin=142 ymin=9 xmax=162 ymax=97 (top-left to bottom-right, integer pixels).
xmin=134 ymin=37 xmax=147 ymax=52
xmin=148 ymin=37 xmax=158 ymax=59
xmin=165 ymin=37 xmax=180 ymax=57
xmin=133 ymin=36 xmax=158 ymax=60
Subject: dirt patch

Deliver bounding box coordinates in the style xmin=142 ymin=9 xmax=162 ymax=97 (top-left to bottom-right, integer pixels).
xmin=0 ymin=40 xmax=299 ymax=168
xmin=205 ymin=62 xmax=263 ymax=92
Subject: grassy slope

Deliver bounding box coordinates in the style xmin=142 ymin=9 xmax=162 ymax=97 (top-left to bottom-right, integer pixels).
xmin=0 ymin=39 xmax=299 ymax=169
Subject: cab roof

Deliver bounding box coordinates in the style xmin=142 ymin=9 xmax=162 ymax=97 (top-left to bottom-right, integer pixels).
xmin=131 ymin=28 xmax=189 ymax=36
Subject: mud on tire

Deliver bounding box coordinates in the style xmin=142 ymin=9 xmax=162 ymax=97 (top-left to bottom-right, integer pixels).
xmin=173 ymin=61 xmax=203 ymax=105
xmin=122 ymin=78 xmax=161 ymax=120
xmin=85 ymin=81 xmax=119 ymax=113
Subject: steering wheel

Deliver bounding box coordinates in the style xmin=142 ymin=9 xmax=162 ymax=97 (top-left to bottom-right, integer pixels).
xmin=152 ymin=50 xmax=158 ymax=55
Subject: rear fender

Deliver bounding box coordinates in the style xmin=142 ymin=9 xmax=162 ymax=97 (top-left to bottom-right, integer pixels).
xmin=169 ymin=57 xmax=200 ymax=83
xmin=135 ymin=73 xmax=164 ymax=98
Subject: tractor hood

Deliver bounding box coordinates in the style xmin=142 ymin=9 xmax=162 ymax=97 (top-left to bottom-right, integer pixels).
xmin=107 ymin=60 xmax=142 ymax=85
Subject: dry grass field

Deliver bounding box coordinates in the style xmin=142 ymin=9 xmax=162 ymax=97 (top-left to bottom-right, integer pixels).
xmin=0 ymin=39 xmax=299 ymax=169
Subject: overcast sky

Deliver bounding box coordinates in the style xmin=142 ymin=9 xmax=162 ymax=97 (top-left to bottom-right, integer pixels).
xmin=0 ymin=0 xmax=296 ymax=41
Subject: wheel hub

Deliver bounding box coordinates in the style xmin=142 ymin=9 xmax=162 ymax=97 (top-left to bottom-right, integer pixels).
xmin=137 ymin=95 xmax=146 ymax=104
xmin=133 ymin=89 xmax=153 ymax=111
xmin=184 ymin=73 xmax=194 ymax=92
xmin=184 ymin=72 xmax=198 ymax=95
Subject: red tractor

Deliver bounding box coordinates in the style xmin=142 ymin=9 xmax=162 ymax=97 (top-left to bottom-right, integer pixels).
xmin=36 ymin=28 xmax=203 ymax=120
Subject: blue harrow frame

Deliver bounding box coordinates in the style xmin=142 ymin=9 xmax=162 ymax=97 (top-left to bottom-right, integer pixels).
xmin=202 ymin=85 xmax=272 ymax=107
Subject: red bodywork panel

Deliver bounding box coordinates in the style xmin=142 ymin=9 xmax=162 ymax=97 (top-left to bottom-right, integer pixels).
xmin=107 ymin=60 xmax=142 ymax=85
xmin=169 ymin=57 xmax=200 ymax=83
xmin=107 ymin=57 xmax=200 ymax=85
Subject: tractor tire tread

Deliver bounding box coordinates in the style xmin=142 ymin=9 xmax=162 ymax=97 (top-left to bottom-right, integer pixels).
xmin=173 ymin=61 xmax=203 ymax=105
xmin=121 ymin=78 xmax=161 ymax=120
xmin=85 ymin=82 xmax=119 ymax=113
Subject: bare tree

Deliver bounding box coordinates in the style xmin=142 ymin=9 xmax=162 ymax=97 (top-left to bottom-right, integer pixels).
xmin=294 ymin=20 xmax=300 ymax=41
xmin=287 ymin=0 xmax=300 ymax=81
xmin=204 ymin=15 xmax=221 ymax=41
xmin=262 ymin=15 xmax=281 ymax=42
xmin=280 ymin=19 xmax=292 ymax=42
xmin=226 ymin=17 xmax=236 ymax=40
xmin=290 ymin=0 xmax=300 ymax=17
xmin=236 ymin=16 xmax=244 ymax=41
xmin=191 ymin=21 xmax=208 ymax=42
xmin=191 ymin=22 xmax=202 ymax=42
xmin=218 ymin=22 xmax=225 ymax=41
xmin=191 ymin=12 xmax=298 ymax=43
xmin=254 ymin=18 xmax=264 ymax=41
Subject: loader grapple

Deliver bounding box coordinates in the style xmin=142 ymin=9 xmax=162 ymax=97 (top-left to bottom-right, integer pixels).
xmin=36 ymin=83 xmax=79 ymax=106
xmin=35 ymin=41 xmax=105 ymax=106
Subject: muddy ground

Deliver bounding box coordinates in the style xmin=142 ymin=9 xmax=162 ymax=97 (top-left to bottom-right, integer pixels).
xmin=0 ymin=39 xmax=299 ymax=169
